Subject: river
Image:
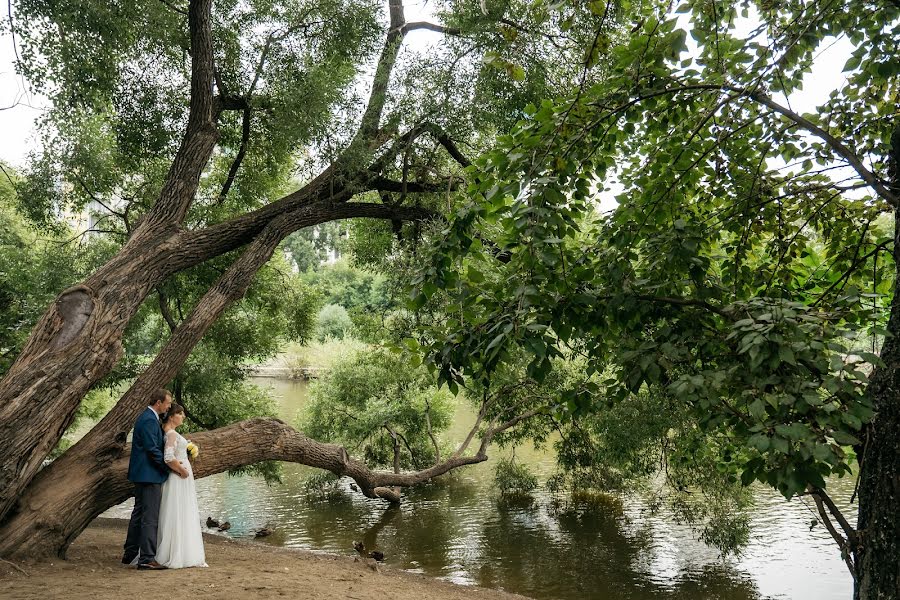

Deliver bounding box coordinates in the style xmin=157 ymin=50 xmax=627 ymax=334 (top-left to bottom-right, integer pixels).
xmin=104 ymin=377 xmax=855 ymax=599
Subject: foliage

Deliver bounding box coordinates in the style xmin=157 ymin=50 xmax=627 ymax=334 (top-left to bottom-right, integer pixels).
xmin=412 ymin=0 xmax=896 ymax=512
xmin=0 ymin=174 xmax=118 ymax=375
xmin=316 ymin=303 xmax=354 ymax=341
xmin=286 ymin=338 xmax=368 ymax=370
xmin=302 ymin=260 xmax=392 ymax=314
xmin=301 ymin=471 xmax=349 ymax=504
xmin=493 ymin=456 xmax=538 ymax=498
xmin=300 ymin=347 xmax=454 ymax=470
xmin=8 ymin=0 xmax=383 ymax=228
xmin=283 ymin=223 xmax=347 ymax=273
xmin=300 ymin=259 xmax=400 ymax=342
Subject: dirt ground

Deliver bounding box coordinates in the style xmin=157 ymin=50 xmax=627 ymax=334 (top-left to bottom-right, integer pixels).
xmin=0 ymin=518 xmax=531 ymax=600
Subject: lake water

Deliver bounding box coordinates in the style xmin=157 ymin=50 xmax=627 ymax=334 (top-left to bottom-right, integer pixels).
xmin=104 ymin=377 xmax=855 ymax=600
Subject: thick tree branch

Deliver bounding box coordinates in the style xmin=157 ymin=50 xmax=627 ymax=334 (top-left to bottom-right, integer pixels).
xmin=142 ymin=0 xmax=219 ymax=228
xmin=370 ymin=176 xmax=457 ymax=194
xmin=174 ymin=198 xmax=436 ymax=271
xmin=737 ymin=88 xmax=897 ymax=206
xmin=345 ymin=0 xmax=407 ymax=153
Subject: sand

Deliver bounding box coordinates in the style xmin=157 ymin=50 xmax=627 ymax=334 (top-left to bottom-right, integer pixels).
xmin=0 ymin=518 xmax=531 ymax=600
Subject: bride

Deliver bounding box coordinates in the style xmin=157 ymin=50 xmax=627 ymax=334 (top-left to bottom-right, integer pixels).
xmin=157 ymin=403 xmax=207 ymax=568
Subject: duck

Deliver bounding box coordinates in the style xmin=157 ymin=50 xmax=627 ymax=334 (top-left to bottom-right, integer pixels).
xmin=218 ymin=521 xmax=231 ymax=531
xmin=352 ymin=541 xmax=384 ymax=562
xmin=255 ymin=527 xmax=275 ymax=538
xmin=206 ymin=517 xmax=219 ymax=528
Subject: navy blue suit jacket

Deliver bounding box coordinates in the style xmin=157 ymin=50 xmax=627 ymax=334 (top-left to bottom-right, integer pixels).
xmin=127 ymin=408 xmax=169 ymax=484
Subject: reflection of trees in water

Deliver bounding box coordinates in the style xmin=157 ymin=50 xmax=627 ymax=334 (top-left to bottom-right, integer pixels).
xmin=207 ymin=382 xmax=846 ymax=599
xmin=381 ymin=478 xmax=483 ymax=576
xmin=361 ymin=503 xmax=400 ymax=552
xmin=474 ymin=496 xmax=761 ymax=600
xmin=216 ymin=466 xmax=763 ymax=600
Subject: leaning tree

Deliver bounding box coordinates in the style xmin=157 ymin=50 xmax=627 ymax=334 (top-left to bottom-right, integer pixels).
xmin=0 ymin=0 xmax=616 ymax=558
xmin=412 ymin=1 xmax=899 ymax=598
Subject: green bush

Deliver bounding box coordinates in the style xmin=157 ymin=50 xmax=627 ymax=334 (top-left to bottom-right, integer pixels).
xmin=493 ymin=456 xmax=539 ymax=498
xmin=300 ymin=347 xmax=454 ymax=471
xmin=316 ymin=303 xmax=353 ymax=341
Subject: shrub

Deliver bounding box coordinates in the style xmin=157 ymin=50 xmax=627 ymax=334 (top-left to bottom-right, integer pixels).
xmin=316 ymin=303 xmax=353 ymax=341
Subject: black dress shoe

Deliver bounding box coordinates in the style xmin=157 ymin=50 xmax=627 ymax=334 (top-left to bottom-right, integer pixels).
xmin=121 ymin=554 xmax=137 ymax=565
xmin=137 ymin=561 xmax=168 ymax=570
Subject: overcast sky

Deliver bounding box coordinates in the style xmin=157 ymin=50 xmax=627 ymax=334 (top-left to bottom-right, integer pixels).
xmin=0 ymin=2 xmax=854 ymax=170
xmin=0 ymin=0 xmax=48 ymax=168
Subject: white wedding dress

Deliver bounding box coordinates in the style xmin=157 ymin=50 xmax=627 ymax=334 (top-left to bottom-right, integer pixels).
xmin=156 ymin=430 xmax=207 ymax=568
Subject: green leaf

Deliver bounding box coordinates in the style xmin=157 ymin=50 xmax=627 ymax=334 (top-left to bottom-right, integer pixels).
xmin=748 ymin=398 xmax=767 ymax=420
xmin=831 ymin=431 xmax=860 ymax=446
xmin=843 ymin=54 xmax=862 ymax=71
xmin=772 ymin=436 xmax=790 ymax=454
xmin=749 ymin=433 xmax=770 ymax=452
xmin=778 ymin=346 xmax=797 ymax=366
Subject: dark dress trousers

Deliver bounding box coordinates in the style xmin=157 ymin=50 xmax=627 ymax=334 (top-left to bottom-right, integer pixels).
xmin=123 ymin=407 xmax=169 ymax=565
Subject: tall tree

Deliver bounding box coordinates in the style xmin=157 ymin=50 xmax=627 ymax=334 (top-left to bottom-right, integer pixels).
xmin=0 ymin=0 xmax=616 ymax=558
xmin=414 ymin=1 xmax=899 ymax=598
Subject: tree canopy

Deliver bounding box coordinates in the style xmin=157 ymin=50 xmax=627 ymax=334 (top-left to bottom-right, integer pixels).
xmin=407 ymin=0 xmax=898 ymax=586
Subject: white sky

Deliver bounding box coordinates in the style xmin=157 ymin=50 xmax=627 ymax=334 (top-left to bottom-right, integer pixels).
xmin=0 ymin=2 xmax=854 ymax=170
xmin=0 ymin=1 xmax=48 ymax=168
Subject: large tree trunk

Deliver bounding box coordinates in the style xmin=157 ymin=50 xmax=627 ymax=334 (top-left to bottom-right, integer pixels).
xmin=854 ymin=128 xmax=900 ymax=600
xmin=0 ymin=0 xmax=220 ymax=524
xmin=0 ymin=236 xmax=177 ymax=524
xmin=0 ymin=418 xmax=489 ymax=558
xmin=855 ymin=262 xmax=900 ymax=598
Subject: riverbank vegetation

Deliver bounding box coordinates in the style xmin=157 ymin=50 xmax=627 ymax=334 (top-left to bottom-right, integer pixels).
xmin=0 ymin=0 xmax=896 ymax=597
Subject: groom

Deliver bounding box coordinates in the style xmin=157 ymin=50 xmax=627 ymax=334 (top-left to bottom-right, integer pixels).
xmin=122 ymin=388 xmax=173 ymax=570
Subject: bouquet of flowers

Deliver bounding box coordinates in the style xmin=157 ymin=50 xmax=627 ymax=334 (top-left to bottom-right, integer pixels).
xmin=186 ymin=441 xmax=199 ymax=460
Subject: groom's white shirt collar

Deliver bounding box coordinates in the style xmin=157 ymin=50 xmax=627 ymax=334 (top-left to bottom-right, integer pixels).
xmin=147 ymin=405 xmax=161 ymax=417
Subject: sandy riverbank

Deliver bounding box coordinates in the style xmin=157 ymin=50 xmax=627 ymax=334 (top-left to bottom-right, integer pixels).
xmin=0 ymin=518 xmax=532 ymax=600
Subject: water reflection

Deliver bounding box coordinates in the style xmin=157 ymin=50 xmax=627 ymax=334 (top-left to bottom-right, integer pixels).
xmin=104 ymin=377 xmax=854 ymax=600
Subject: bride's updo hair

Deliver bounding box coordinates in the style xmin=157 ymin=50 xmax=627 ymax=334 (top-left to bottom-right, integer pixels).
xmin=162 ymin=403 xmax=185 ymax=424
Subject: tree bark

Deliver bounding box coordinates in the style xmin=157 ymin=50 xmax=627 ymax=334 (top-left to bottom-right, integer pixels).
xmin=853 ymin=126 xmax=900 ymax=600
xmin=855 ymin=258 xmax=900 ymax=599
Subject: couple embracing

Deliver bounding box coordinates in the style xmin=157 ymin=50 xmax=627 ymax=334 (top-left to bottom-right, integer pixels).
xmin=122 ymin=388 xmax=207 ymax=570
